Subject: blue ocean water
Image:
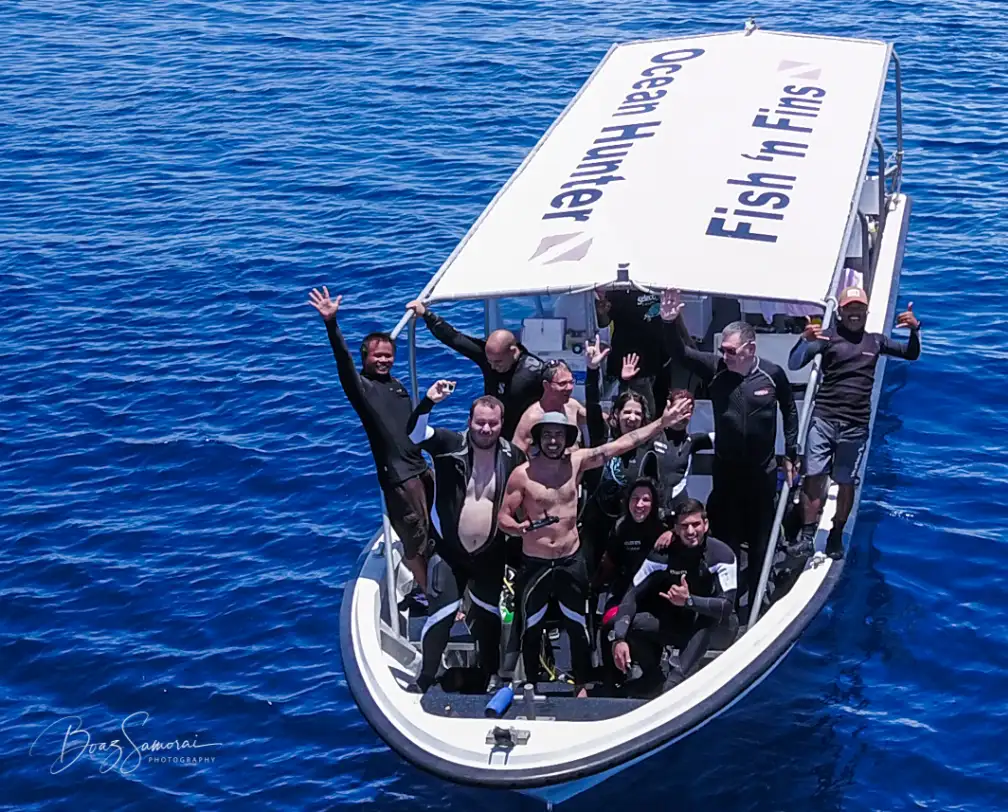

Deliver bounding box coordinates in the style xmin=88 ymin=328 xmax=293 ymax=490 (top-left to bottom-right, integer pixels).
xmin=2 ymin=0 xmax=1006 ymax=809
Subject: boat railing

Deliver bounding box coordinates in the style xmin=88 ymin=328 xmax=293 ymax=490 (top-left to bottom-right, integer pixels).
xmin=748 ymin=296 xmax=838 ymax=627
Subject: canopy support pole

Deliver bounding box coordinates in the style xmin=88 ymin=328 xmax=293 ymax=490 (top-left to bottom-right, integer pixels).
xmin=748 ymin=297 xmax=837 ymax=627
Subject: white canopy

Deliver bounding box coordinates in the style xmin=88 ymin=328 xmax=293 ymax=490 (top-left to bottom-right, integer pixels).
xmin=424 ymin=29 xmax=891 ymax=306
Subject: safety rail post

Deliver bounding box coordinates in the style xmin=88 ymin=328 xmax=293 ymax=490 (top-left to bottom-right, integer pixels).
xmin=892 ymin=51 xmax=903 ymax=194
xmin=378 ymin=308 xmax=424 ymax=642
xmin=380 ymin=501 xmax=400 ymax=636
xmin=407 ymin=315 xmax=419 ymax=404
xmin=748 ymin=298 xmax=837 ymax=628
xmin=874 ymin=135 xmax=888 ymax=247
xmin=858 ymin=211 xmax=873 ymax=296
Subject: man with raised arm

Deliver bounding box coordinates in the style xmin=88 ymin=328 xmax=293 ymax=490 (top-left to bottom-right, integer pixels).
xmin=660 ymin=289 xmax=798 ymax=618
xmin=405 ymin=300 xmax=544 ymax=440
xmin=496 ymin=394 xmax=692 ymax=695
xmin=404 ymin=380 xmax=527 ymax=693
xmin=789 ymin=287 xmax=921 ymax=559
xmin=511 ymin=359 xmax=588 ymax=454
xmin=308 ymin=287 xmax=432 ymax=591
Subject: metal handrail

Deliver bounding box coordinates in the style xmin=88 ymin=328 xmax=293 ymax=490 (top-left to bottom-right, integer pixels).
xmin=858 ymin=211 xmax=873 ymax=296
xmin=892 ymin=51 xmax=904 ymax=194
xmin=748 ymin=297 xmax=837 ymax=627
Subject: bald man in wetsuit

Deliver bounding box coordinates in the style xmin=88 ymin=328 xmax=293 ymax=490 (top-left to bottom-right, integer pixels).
xmin=407 ymin=300 xmax=544 ymax=440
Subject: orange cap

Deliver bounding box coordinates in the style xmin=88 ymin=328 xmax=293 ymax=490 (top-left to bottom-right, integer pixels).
xmin=838 ymin=286 xmax=868 ymax=308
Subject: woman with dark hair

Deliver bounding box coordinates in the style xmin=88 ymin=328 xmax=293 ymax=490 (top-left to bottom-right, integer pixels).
xmin=580 ymin=339 xmax=658 ymax=572
xmin=592 ymin=477 xmax=669 ymax=613
xmin=580 ymin=338 xmax=713 ymax=575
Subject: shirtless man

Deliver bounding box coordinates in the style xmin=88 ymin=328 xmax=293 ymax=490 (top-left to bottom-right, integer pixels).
xmin=511 ymin=359 xmax=588 ymax=454
xmin=497 ymin=395 xmax=691 ymax=693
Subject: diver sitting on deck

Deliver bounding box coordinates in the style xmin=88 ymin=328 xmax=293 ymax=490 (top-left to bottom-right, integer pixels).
xmin=309 ymin=287 xmax=434 ymax=592
xmin=511 ymin=359 xmax=588 ymax=454
xmin=592 ymin=477 xmax=670 ymax=614
xmin=604 ymin=499 xmax=737 ymax=697
xmin=497 ymin=400 xmax=691 ymax=696
xmin=788 ymin=288 xmax=922 ymax=559
xmin=406 ymin=299 xmax=544 ymax=441
xmin=405 ymin=381 xmax=526 ymax=693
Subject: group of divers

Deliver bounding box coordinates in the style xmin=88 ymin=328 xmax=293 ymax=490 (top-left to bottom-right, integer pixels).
xmin=309 ymin=284 xmax=921 ymax=699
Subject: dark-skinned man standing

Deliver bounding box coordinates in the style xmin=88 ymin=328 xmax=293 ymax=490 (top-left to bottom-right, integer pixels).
xmin=309 ymin=287 xmax=432 ymax=592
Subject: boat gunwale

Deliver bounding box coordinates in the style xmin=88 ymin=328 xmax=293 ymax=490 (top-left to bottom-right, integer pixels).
xmin=339 ymin=536 xmax=845 ymax=789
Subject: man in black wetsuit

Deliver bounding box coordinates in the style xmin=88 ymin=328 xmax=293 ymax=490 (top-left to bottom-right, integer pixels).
xmin=405 ymin=299 xmax=544 ymax=440
xmin=309 ymin=287 xmax=432 ymax=591
xmin=605 ymin=498 xmax=737 ymax=696
xmin=789 ymin=287 xmax=922 ymax=559
xmin=661 ymin=290 xmax=798 ymax=615
xmin=594 ymin=287 xmax=678 ymax=417
xmin=405 ymin=381 xmax=526 ymax=692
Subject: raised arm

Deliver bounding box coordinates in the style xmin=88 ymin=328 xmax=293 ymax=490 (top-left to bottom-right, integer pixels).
xmin=575 ymin=396 xmax=691 ymax=473
xmin=407 ymin=379 xmax=457 ymax=451
xmin=660 ymin=290 xmax=720 ymax=381
xmin=879 ymin=302 xmax=922 ymax=360
xmin=308 ymin=287 xmax=370 ymax=414
xmin=496 ymin=466 xmax=529 ymax=537
xmin=788 ymin=320 xmax=831 ymax=370
xmin=407 ymin=300 xmax=487 ymax=366
xmin=584 ymin=335 xmax=610 ymax=447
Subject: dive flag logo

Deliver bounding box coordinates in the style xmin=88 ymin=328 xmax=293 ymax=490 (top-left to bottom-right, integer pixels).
xmin=529 ymin=232 xmax=593 ymax=264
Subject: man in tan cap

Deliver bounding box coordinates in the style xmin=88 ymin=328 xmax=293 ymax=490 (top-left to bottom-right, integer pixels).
xmin=788 ymin=286 xmax=921 ymax=558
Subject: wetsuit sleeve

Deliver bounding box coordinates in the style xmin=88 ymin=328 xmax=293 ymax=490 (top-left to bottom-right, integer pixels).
xmin=585 ymin=366 xmax=609 ymax=447
xmin=879 ymin=327 xmax=921 ymax=361
xmin=422 ymin=310 xmax=488 ymax=367
xmin=325 ymin=319 xmax=373 ymax=418
xmin=663 ymin=318 xmax=719 ymax=381
xmin=772 ymin=365 xmax=800 ymax=460
xmin=406 ymin=396 xmax=455 ymax=455
xmin=407 ymin=397 xmax=436 ymax=444
xmin=690 ymin=569 xmax=736 ymax=622
xmin=689 ymin=431 xmax=714 ymax=453
xmin=788 ymin=336 xmax=829 ymax=370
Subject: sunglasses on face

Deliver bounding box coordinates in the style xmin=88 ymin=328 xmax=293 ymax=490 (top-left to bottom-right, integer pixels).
xmin=719 ymin=341 xmax=753 ymax=357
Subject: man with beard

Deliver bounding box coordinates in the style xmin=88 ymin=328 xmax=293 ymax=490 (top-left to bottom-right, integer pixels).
xmin=497 ymin=396 xmax=691 ymax=695
xmin=789 ymin=288 xmax=921 ymax=559
xmin=405 ymin=381 xmax=527 ymax=693
xmin=405 ymin=300 xmax=544 ymax=440
xmin=605 ymin=499 xmax=737 ymax=696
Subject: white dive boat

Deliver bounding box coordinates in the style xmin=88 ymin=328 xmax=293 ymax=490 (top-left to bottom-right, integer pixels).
xmin=340 ymin=25 xmax=910 ymax=806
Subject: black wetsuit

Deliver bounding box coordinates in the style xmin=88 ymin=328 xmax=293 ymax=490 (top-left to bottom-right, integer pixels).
xmin=599 ymin=290 xmax=671 ymax=415
xmin=604 ymin=535 xmax=737 ymax=695
xmin=581 ymin=367 xmax=713 ymax=568
xmin=504 ymin=547 xmax=593 ymax=686
xmin=419 ymin=310 xmax=544 ymax=440
xmin=789 ymin=323 xmax=921 ymax=426
xmin=406 ymin=397 xmax=526 ymax=690
xmin=595 ymin=489 xmax=666 ymax=608
xmin=664 ymin=319 xmax=798 ymax=610
xmin=326 ymin=319 xmax=427 ymax=486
